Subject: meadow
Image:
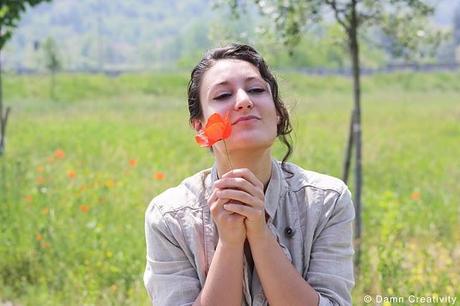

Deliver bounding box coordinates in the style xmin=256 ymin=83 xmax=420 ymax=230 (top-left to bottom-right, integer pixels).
xmin=0 ymin=70 xmax=459 ymax=305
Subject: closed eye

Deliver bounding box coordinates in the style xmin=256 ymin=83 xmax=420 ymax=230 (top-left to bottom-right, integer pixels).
xmin=248 ymin=88 xmax=265 ymax=94
xmin=214 ymin=93 xmax=232 ymax=100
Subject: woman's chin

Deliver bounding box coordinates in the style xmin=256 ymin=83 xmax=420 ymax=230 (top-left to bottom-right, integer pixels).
xmin=226 ymin=137 xmax=275 ymax=152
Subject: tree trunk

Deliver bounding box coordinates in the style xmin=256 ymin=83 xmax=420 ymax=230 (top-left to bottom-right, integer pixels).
xmin=0 ymin=48 xmax=3 ymax=155
xmin=342 ymin=109 xmax=355 ymax=184
xmin=51 ymin=71 xmax=55 ymax=100
xmin=0 ymin=49 xmax=12 ymax=156
xmin=349 ymin=1 xmax=363 ymax=269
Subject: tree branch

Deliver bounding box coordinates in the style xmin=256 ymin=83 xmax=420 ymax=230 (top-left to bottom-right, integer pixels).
xmin=325 ymin=0 xmax=351 ymax=33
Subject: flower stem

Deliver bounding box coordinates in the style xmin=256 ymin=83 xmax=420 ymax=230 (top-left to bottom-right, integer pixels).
xmin=223 ymin=140 xmax=233 ymax=170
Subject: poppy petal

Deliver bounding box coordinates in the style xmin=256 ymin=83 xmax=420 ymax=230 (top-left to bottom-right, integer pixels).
xmin=206 ymin=113 xmax=224 ymax=127
xmin=206 ymin=123 xmax=225 ymax=143
xmin=195 ymin=133 xmax=210 ymax=147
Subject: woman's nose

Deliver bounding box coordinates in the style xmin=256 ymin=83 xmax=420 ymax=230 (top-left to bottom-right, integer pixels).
xmin=234 ymin=89 xmax=253 ymax=110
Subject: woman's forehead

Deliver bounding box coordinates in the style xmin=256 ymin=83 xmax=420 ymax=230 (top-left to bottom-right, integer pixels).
xmin=202 ymin=59 xmax=262 ymax=86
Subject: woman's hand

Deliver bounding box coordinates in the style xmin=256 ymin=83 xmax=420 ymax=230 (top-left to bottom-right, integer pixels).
xmin=214 ymin=168 xmax=268 ymax=242
xmin=208 ymin=182 xmax=247 ymax=248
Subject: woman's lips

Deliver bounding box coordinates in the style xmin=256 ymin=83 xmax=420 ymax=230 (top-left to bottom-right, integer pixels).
xmin=232 ymin=115 xmax=261 ymax=125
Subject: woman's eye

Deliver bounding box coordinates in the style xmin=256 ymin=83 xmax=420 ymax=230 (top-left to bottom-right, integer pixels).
xmin=214 ymin=93 xmax=231 ymax=100
xmin=249 ymin=88 xmax=265 ymax=94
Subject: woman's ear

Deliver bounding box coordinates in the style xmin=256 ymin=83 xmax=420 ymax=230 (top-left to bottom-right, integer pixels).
xmin=192 ymin=118 xmax=203 ymax=132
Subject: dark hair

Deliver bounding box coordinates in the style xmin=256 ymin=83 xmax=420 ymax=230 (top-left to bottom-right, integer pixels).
xmin=187 ymin=43 xmax=294 ymax=177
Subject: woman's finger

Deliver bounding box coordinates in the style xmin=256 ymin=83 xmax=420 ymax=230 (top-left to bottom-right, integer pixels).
xmin=217 ymin=189 xmax=263 ymax=209
xmin=223 ymin=203 xmax=263 ymax=219
xmin=222 ymin=168 xmax=264 ymax=191
xmin=214 ymin=177 xmax=264 ymax=200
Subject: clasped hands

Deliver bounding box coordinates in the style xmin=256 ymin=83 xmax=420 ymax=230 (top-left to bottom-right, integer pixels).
xmin=208 ymin=168 xmax=269 ymax=247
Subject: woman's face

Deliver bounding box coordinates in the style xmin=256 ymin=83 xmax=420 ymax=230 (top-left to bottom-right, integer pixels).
xmin=195 ymin=59 xmax=278 ymax=153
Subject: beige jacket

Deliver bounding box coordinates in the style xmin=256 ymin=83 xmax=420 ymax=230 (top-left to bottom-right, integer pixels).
xmin=144 ymin=159 xmax=355 ymax=306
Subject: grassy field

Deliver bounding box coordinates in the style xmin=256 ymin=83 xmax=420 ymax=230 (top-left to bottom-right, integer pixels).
xmin=0 ymin=71 xmax=459 ymax=305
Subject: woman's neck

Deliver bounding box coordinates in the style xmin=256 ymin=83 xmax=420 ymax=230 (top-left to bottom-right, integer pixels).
xmin=215 ymin=147 xmax=273 ymax=191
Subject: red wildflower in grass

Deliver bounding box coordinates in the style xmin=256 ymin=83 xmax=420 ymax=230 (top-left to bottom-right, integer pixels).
xmin=129 ymin=159 xmax=138 ymax=167
xmin=410 ymin=191 xmax=421 ymax=201
xmin=36 ymin=176 xmax=46 ymax=185
xmin=40 ymin=241 xmax=49 ymax=249
xmin=67 ymin=170 xmax=76 ymax=179
xmin=35 ymin=234 xmax=43 ymax=241
xmin=154 ymin=171 xmax=165 ymax=180
xmin=195 ymin=112 xmax=233 ymax=169
xmin=79 ymin=204 xmax=90 ymax=213
xmin=36 ymin=165 xmax=45 ymax=173
xmin=54 ymin=149 xmax=65 ymax=159
xmin=24 ymin=195 xmax=33 ymax=202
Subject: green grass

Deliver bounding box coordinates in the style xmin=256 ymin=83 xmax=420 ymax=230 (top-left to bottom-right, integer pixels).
xmin=1 ymin=71 xmax=459 ymax=305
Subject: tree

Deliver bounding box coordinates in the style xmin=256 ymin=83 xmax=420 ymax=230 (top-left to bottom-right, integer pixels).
xmin=0 ymin=0 xmax=52 ymax=155
xmin=454 ymin=4 xmax=460 ymax=46
xmin=43 ymin=37 xmax=61 ymax=100
xmin=221 ymin=0 xmax=442 ymax=268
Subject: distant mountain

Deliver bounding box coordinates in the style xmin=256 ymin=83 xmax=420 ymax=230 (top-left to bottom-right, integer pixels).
xmin=3 ymin=0 xmax=218 ymax=70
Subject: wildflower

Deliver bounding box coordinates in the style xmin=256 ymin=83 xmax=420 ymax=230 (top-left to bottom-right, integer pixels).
xmin=36 ymin=176 xmax=46 ymax=185
xmin=67 ymin=170 xmax=76 ymax=179
xmin=195 ymin=113 xmax=232 ymax=147
xmin=42 ymin=207 xmax=49 ymax=215
xmin=54 ymin=149 xmax=65 ymax=159
xmin=79 ymin=204 xmax=90 ymax=213
xmin=40 ymin=241 xmax=49 ymax=249
xmin=35 ymin=234 xmax=43 ymax=241
xmin=24 ymin=195 xmax=33 ymax=202
xmin=195 ymin=112 xmax=233 ymax=169
xmin=154 ymin=172 xmax=165 ymax=180
xmin=36 ymin=165 xmax=45 ymax=173
xmin=410 ymin=191 xmax=421 ymax=201
xmin=129 ymin=159 xmax=137 ymax=167
xmin=105 ymin=179 xmax=115 ymax=189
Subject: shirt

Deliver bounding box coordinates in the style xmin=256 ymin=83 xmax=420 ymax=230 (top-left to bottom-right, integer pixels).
xmin=144 ymin=158 xmax=355 ymax=306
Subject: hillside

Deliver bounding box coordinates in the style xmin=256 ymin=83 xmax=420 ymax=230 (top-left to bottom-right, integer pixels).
xmin=2 ymin=0 xmax=459 ymax=71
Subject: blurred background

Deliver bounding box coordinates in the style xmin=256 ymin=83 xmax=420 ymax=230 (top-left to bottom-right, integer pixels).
xmin=0 ymin=0 xmax=459 ymax=305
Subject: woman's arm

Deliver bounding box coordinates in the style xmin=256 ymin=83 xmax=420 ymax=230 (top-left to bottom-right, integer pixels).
xmin=193 ymin=239 xmax=245 ymax=306
xmin=248 ymin=228 xmax=319 ymax=306
xmin=193 ymin=183 xmax=248 ymax=306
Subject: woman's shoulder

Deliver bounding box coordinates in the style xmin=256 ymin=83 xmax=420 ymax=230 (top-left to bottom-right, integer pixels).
xmin=280 ymin=161 xmax=354 ymax=222
xmin=146 ymin=167 xmax=212 ymax=217
xmin=281 ymin=161 xmax=348 ymax=195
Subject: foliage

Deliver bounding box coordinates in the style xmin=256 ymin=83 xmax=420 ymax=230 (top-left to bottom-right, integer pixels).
xmin=42 ymin=37 xmax=61 ymax=73
xmin=0 ymin=0 xmax=52 ymax=50
xmin=219 ymin=0 xmax=444 ymax=62
xmin=454 ymin=3 xmax=460 ymax=45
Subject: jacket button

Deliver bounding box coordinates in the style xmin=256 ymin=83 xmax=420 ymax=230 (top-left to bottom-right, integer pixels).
xmin=284 ymin=227 xmax=294 ymax=238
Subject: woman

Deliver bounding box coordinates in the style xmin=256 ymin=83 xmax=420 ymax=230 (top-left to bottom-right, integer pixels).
xmin=144 ymin=43 xmax=355 ymax=306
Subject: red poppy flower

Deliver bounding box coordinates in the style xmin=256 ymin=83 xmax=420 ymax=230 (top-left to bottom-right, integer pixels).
xmin=54 ymin=149 xmax=65 ymax=159
xmin=195 ymin=113 xmax=232 ymax=147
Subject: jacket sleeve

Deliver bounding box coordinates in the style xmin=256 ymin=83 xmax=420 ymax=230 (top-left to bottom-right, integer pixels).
xmin=304 ymin=186 xmax=356 ymax=306
xmin=143 ymin=201 xmax=201 ymax=306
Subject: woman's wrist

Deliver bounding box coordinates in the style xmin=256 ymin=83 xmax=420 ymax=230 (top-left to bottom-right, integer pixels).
xmin=247 ymin=226 xmax=272 ymax=247
xmin=217 ymin=238 xmax=245 ymax=252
